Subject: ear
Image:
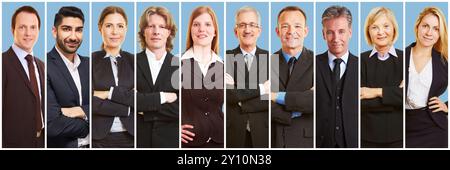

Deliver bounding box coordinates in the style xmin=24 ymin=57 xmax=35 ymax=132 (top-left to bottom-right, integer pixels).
xmin=234 ymin=27 xmax=238 ymax=38
xmin=304 ymin=26 xmax=309 ymax=37
xmin=349 ymin=27 xmax=352 ymax=38
xmin=322 ymin=29 xmax=326 ymax=40
xmin=52 ymin=26 xmax=57 ymax=39
xmin=275 ymin=27 xmax=280 ymax=38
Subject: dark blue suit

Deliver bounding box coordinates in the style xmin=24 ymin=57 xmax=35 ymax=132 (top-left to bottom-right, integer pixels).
xmin=47 ymin=47 xmax=89 ymax=148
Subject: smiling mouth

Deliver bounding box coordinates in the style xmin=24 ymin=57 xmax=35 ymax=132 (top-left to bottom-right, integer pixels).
xmin=197 ymin=34 xmax=207 ymax=39
xmin=423 ymin=36 xmax=434 ymax=41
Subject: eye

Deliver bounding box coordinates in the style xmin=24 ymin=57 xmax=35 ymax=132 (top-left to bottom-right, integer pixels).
xmin=76 ymin=27 xmax=83 ymax=32
xmin=193 ymin=23 xmax=199 ymax=27
xmin=206 ymin=22 xmax=212 ymax=27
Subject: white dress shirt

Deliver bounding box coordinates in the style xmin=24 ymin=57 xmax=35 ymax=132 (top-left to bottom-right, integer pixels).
xmin=181 ymin=47 xmax=223 ymax=76
xmin=328 ymin=50 xmax=349 ymax=79
xmin=12 ymin=43 xmax=44 ymax=130
xmin=369 ymin=46 xmax=398 ymax=61
xmin=146 ymin=48 xmax=168 ymax=104
xmin=406 ymin=52 xmax=433 ymax=109
xmin=104 ymin=53 xmax=128 ymax=133
xmin=55 ymin=46 xmax=89 ymax=147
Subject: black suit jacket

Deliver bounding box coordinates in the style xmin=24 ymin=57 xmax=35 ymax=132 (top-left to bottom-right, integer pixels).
xmin=406 ymin=42 xmax=448 ymax=131
xmin=137 ymin=50 xmax=179 ymax=147
xmin=2 ymin=47 xmax=45 ymax=148
xmin=47 ymin=47 xmax=90 ymax=148
xmin=360 ymin=49 xmax=403 ymax=143
xmin=271 ymin=48 xmax=314 ymax=148
xmin=225 ymin=46 xmax=269 ymax=148
xmin=316 ymin=51 xmax=358 ymax=148
xmin=92 ymin=50 xmax=134 ymax=140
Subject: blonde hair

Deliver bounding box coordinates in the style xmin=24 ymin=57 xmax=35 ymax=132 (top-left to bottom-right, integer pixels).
xmin=364 ymin=7 xmax=399 ymax=46
xmin=414 ymin=7 xmax=448 ymax=60
xmin=185 ymin=6 xmax=220 ymax=54
xmin=138 ymin=6 xmax=177 ymax=51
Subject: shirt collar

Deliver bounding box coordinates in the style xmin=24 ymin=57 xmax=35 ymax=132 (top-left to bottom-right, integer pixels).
xmin=146 ymin=48 xmax=167 ymax=64
xmin=181 ymin=47 xmax=223 ymax=63
xmin=281 ymin=49 xmax=302 ymax=63
xmin=55 ymin=46 xmax=81 ymax=68
xmin=104 ymin=52 xmax=122 ymax=59
xmin=369 ymin=46 xmax=397 ymax=59
xmin=328 ymin=50 xmax=349 ymax=65
xmin=12 ymin=43 xmax=34 ymax=59
xmin=240 ymin=46 xmax=257 ymax=57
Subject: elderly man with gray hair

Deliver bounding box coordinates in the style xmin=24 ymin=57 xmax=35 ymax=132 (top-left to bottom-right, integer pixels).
xmin=225 ymin=6 xmax=269 ymax=148
xmin=316 ymin=5 xmax=358 ymax=148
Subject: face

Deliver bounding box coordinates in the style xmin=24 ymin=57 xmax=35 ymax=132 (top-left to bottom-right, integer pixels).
xmin=322 ymin=16 xmax=352 ymax=57
xmin=234 ymin=11 xmax=261 ymax=48
xmin=145 ymin=14 xmax=170 ymax=51
xmin=53 ymin=17 xmax=83 ymax=54
xmin=369 ymin=15 xmax=394 ymax=49
xmin=276 ymin=11 xmax=308 ymax=50
xmin=100 ymin=13 xmax=127 ymax=49
xmin=13 ymin=12 xmax=40 ymax=53
xmin=417 ymin=14 xmax=440 ymax=48
xmin=191 ymin=13 xmax=216 ymax=47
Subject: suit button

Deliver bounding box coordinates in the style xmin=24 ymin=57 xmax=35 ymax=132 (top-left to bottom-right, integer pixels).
xmin=336 ymin=106 xmax=339 ymax=110
xmin=204 ymin=97 xmax=209 ymax=102
xmin=336 ymin=126 xmax=340 ymax=130
xmin=205 ymin=112 xmax=209 ymax=116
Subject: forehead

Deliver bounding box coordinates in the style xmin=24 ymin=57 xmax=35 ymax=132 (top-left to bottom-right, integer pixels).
xmin=323 ymin=16 xmax=350 ymax=29
xmin=148 ymin=14 xmax=166 ymax=24
xmin=237 ymin=10 xmax=258 ymax=21
xmin=15 ymin=11 xmax=39 ymax=24
xmin=193 ymin=12 xmax=213 ymax=22
xmin=279 ymin=10 xmax=305 ymax=23
xmin=60 ymin=17 xmax=84 ymax=27
xmin=421 ymin=14 xmax=439 ymax=26
xmin=104 ymin=13 xmax=126 ymax=23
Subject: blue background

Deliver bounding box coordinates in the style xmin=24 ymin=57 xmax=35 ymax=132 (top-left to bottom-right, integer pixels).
xmin=360 ymin=2 xmax=403 ymax=53
xmin=46 ymin=2 xmax=90 ymax=57
xmin=92 ymin=2 xmax=135 ymax=54
xmin=406 ymin=2 xmax=448 ymax=101
xmin=136 ymin=2 xmax=180 ymax=56
xmin=226 ymin=2 xmax=268 ymax=52
xmin=2 ymin=2 xmax=45 ymax=60
xmin=316 ymin=2 xmax=358 ymax=56
xmin=271 ymin=2 xmax=314 ymax=53
xmin=181 ymin=2 xmax=224 ymax=57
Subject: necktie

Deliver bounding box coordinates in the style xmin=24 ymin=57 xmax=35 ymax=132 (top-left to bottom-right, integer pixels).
xmin=244 ymin=54 xmax=252 ymax=71
xmin=333 ymin=58 xmax=343 ymax=82
xmin=288 ymin=57 xmax=297 ymax=76
xmin=25 ymin=54 xmax=42 ymax=135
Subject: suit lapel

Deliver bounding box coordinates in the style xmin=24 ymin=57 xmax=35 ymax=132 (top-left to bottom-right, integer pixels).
xmin=49 ymin=47 xmax=80 ymax=103
xmin=7 ymin=47 xmax=39 ymax=98
xmin=342 ymin=53 xmax=357 ymax=101
xmin=318 ymin=52 xmax=333 ymax=96
xmin=137 ymin=51 xmax=155 ymax=89
xmin=275 ymin=50 xmax=289 ymax=88
xmin=154 ymin=52 xmax=173 ymax=90
xmin=286 ymin=49 xmax=312 ymax=90
xmin=79 ymin=57 xmax=89 ymax=104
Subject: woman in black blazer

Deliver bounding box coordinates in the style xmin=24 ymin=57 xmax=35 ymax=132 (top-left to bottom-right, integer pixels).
xmin=180 ymin=6 xmax=224 ymax=148
xmin=405 ymin=7 xmax=448 ymax=148
xmin=92 ymin=6 xmax=134 ymax=148
xmin=360 ymin=7 xmax=403 ymax=148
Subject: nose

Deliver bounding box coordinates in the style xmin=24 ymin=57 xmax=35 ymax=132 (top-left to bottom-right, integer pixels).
xmin=426 ymin=27 xmax=433 ymax=35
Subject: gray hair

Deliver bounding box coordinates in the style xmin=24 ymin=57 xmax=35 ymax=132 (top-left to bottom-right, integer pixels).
xmin=235 ymin=6 xmax=261 ymax=27
xmin=321 ymin=5 xmax=352 ymax=27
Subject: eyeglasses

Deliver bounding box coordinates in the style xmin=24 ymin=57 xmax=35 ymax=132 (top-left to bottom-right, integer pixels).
xmin=236 ymin=22 xmax=260 ymax=29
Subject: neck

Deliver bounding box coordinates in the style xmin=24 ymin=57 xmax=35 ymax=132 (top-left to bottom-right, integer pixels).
xmin=56 ymin=45 xmax=75 ymax=63
xmin=105 ymin=46 xmax=121 ymax=57
xmin=413 ymin=43 xmax=433 ymax=58
xmin=282 ymin=45 xmax=302 ymax=57
xmin=192 ymin=45 xmax=212 ymax=64
xmin=149 ymin=47 xmax=166 ymax=60
xmin=240 ymin=44 xmax=256 ymax=54
xmin=375 ymin=45 xmax=390 ymax=56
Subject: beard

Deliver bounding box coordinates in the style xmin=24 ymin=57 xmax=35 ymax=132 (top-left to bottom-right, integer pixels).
xmin=56 ymin=35 xmax=81 ymax=54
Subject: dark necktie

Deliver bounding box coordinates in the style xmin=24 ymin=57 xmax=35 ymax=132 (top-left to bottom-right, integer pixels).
xmin=25 ymin=54 xmax=42 ymax=135
xmin=333 ymin=58 xmax=343 ymax=82
xmin=288 ymin=57 xmax=297 ymax=76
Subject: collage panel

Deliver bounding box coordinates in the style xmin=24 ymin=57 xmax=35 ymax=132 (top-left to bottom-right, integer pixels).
xmin=2 ymin=2 xmax=45 ymax=148
xmin=225 ymin=2 xmax=269 ymax=148
xmin=46 ymin=2 xmax=91 ymax=148
xmin=405 ymin=2 xmax=448 ymax=148
xmin=315 ymin=2 xmax=359 ymax=148
xmin=91 ymin=2 xmax=135 ymax=148
xmin=270 ymin=2 xmax=314 ymax=148
xmin=180 ymin=2 xmax=225 ymax=148
xmin=136 ymin=2 xmax=180 ymax=148
xmin=359 ymin=2 xmax=404 ymax=148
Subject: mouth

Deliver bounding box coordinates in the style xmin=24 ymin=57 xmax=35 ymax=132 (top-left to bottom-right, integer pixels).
xmin=150 ymin=37 xmax=161 ymax=41
xmin=376 ymin=36 xmax=387 ymax=41
xmin=196 ymin=34 xmax=208 ymax=39
xmin=422 ymin=36 xmax=434 ymax=41
xmin=66 ymin=42 xmax=79 ymax=48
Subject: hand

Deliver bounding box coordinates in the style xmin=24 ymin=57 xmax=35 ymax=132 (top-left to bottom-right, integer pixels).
xmin=360 ymin=87 xmax=382 ymax=99
xmin=399 ymin=80 xmax=404 ymax=88
xmin=428 ymin=97 xmax=448 ymax=113
xmin=310 ymin=86 xmax=314 ymax=90
xmin=61 ymin=106 xmax=86 ymax=119
xmin=181 ymin=124 xmax=195 ymax=144
xmin=225 ymin=73 xmax=235 ymax=85
xmin=263 ymin=80 xmax=271 ymax=95
xmin=163 ymin=92 xmax=177 ymax=103
xmin=94 ymin=90 xmax=109 ymax=100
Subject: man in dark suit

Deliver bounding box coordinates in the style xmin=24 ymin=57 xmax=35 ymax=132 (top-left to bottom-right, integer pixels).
xmin=226 ymin=6 xmax=269 ymax=148
xmin=316 ymin=5 xmax=358 ymax=148
xmin=271 ymin=6 xmax=313 ymax=148
xmin=2 ymin=6 xmax=45 ymax=148
xmin=47 ymin=6 xmax=89 ymax=148
xmin=136 ymin=6 xmax=179 ymax=148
